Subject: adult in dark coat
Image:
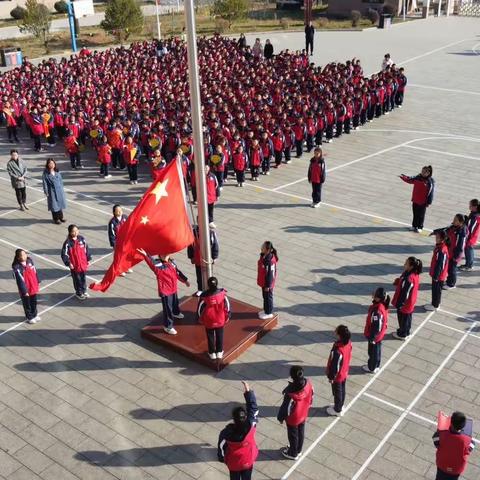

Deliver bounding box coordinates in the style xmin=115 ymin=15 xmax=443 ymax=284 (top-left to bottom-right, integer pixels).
xmin=305 ymin=21 xmax=315 ymax=55
xmin=6 ymin=149 xmax=28 ymax=211
xmin=238 ymin=33 xmax=247 ymax=49
xmin=264 ymin=39 xmax=274 ymax=59
xmin=42 ymin=158 xmax=67 ymax=224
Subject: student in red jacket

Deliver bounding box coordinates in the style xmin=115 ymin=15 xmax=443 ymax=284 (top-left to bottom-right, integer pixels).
xmin=197 ymin=277 xmax=231 ymax=360
xmin=399 ymin=166 xmax=435 ymax=232
xmin=272 ymin=129 xmax=284 ymax=168
xmin=277 ymin=366 xmax=314 ymax=460
xmin=137 ymin=248 xmax=190 ymax=335
xmin=433 ymin=411 xmax=474 ymax=480
xmin=123 ymin=135 xmax=139 ymax=184
xmin=205 ymin=165 xmax=220 ymax=228
xmin=12 ymin=249 xmax=40 ymax=324
xmin=326 ymin=324 xmax=352 ymax=416
xmin=392 ymin=257 xmax=422 ymax=340
xmin=218 ymin=381 xmax=259 ymax=480
xmin=460 ymin=198 xmax=479 ymax=271
xmin=61 ymin=225 xmax=92 ymax=300
xmin=64 ymin=130 xmax=82 ymax=169
xmin=233 ymin=145 xmax=248 ymax=187
xmin=248 ymin=139 xmax=263 ymax=181
xmin=292 ymin=119 xmax=306 ymax=158
xmin=425 ymin=230 xmax=449 ymax=311
xmin=441 ymin=214 xmax=468 ymax=289
xmin=363 ymin=288 xmax=389 ymax=373
xmin=307 ymin=147 xmax=326 ymax=208
xmin=259 ymin=131 xmax=273 ymax=175
xmin=257 ymin=241 xmax=278 ymax=320
xmin=97 ymin=137 xmax=112 ymax=179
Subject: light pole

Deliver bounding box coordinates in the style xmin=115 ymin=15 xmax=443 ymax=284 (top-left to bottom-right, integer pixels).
xmin=184 ymin=0 xmax=213 ymax=289
xmin=66 ymin=2 xmax=78 ymax=52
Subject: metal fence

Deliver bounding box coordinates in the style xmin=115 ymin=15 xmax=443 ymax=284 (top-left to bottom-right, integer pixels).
xmin=458 ymin=0 xmax=480 ymax=15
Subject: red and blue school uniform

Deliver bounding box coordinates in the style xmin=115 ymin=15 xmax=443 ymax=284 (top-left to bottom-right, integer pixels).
xmin=446 ymin=224 xmax=468 ymax=287
xmin=400 ymin=174 xmax=435 ymax=230
xmin=272 ymin=132 xmax=285 ymax=166
xmin=315 ymin=112 xmax=326 ymax=146
xmin=430 ymin=241 xmax=449 ymax=308
xmin=395 ymin=73 xmax=407 ymax=106
xmin=64 ymin=134 xmax=81 ymax=169
xmin=97 ymin=143 xmax=112 ymax=177
xmin=12 ymin=258 xmax=40 ymax=321
xmin=144 ymin=256 xmax=188 ymax=329
xmin=307 ymin=157 xmax=326 ymax=205
xmin=305 ymin=116 xmax=317 ymax=152
xmin=282 ymin=128 xmax=295 ymax=163
xmin=123 ymin=142 xmax=139 ymax=182
xmin=464 ymin=211 xmax=479 ymax=269
xmin=392 ymin=270 xmax=420 ymax=338
xmin=257 ymin=252 xmax=277 ymax=316
xmin=277 ymin=379 xmax=314 ymax=458
xmin=218 ymin=390 xmax=259 ymax=477
xmin=197 ymin=288 xmax=230 ymax=355
xmin=326 ymin=340 xmax=352 ymax=413
xmin=232 ymin=151 xmax=248 ymax=185
xmin=61 ymin=235 xmax=91 ymax=297
xmin=248 ymin=145 xmax=263 ymax=180
xmin=108 ymin=214 xmax=128 ymax=248
xmin=187 ymin=225 xmax=219 ymax=291
xmin=364 ymin=302 xmax=388 ymax=371
xmin=259 ymin=137 xmax=274 ymax=174
xmin=292 ymin=123 xmax=306 ymax=157
xmin=206 ymin=172 xmax=219 ymax=223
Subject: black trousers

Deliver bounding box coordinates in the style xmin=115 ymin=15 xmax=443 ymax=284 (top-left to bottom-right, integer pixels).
xmin=352 ymin=115 xmax=360 ymax=128
xmin=332 ymin=381 xmax=346 ymax=412
xmin=100 ymin=163 xmax=109 ymax=176
xmin=206 ymin=327 xmax=224 ymax=354
xmin=33 ymin=135 xmax=42 ymax=151
xmin=127 ymin=164 xmax=138 ymax=181
xmin=250 ymin=166 xmax=259 ymax=178
xmin=395 ymin=91 xmax=404 ymax=106
xmin=295 ymin=139 xmax=303 ymax=157
xmin=52 ymin=210 xmax=64 ymax=222
xmin=367 ymin=105 xmax=375 ymax=121
xmin=306 ymin=134 xmax=314 ymax=152
xmin=261 ymin=156 xmax=270 ymax=173
xmin=412 ymin=203 xmax=427 ymax=229
xmin=7 ymin=125 xmax=19 ymax=141
xmin=305 ymin=37 xmax=313 ymax=54
xmin=435 ymin=468 xmax=459 ymax=480
xmin=15 ymin=187 xmax=26 ymax=206
xmin=360 ymin=110 xmax=367 ymax=125
xmin=396 ymin=311 xmax=412 ymax=337
xmin=326 ymin=124 xmax=334 ymax=140
xmin=69 ymin=152 xmax=81 ymax=168
xmin=287 ymin=422 xmax=305 ymax=457
xmin=21 ymin=294 xmax=37 ymax=320
xmin=195 ymin=265 xmax=202 ymax=291
xmin=315 ymin=129 xmax=323 ymax=146
xmin=230 ymin=469 xmax=253 ymax=480
xmin=274 ymin=151 xmax=282 ymax=165
xmin=343 ymin=118 xmax=351 ymax=134
xmin=207 ymin=203 xmax=214 ymax=223
xmin=161 ymin=293 xmax=180 ymax=329
xmin=262 ymin=288 xmax=273 ymax=315
xmin=71 ymin=270 xmax=86 ymax=295
xmin=214 ymin=171 xmax=224 ymax=189
xmin=283 ymin=148 xmax=291 ymax=162
xmin=311 ymin=183 xmax=322 ymax=204
xmin=432 ymin=280 xmax=444 ymax=308
xmin=367 ymin=341 xmax=382 ymax=371
xmin=235 ymin=170 xmax=245 ymax=184
xmin=112 ymin=148 xmax=123 ymax=169
xmin=335 ymin=121 xmax=343 ymax=137
xmin=446 ymin=259 xmax=457 ymax=288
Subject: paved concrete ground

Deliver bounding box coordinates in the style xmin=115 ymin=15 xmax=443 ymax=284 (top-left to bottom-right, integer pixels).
xmin=0 ymin=16 xmax=480 ymax=480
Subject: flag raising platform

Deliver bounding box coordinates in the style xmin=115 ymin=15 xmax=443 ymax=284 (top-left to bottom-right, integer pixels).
xmin=141 ymin=296 xmax=278 ymax=371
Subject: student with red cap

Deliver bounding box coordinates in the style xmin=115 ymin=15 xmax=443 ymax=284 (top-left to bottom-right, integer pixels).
xmin=218 ymin=381 xmax=259 ymax=480
xmin=277 ymin=366 xmax=314 ymax=460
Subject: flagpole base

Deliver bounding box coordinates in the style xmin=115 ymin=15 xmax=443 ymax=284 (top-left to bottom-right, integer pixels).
xmin=141 ymin=296 xmax=278 ymax=371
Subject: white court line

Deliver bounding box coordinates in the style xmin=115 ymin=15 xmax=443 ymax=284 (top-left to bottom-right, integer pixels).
xmin=280 ymin=311 xmax=436 ymax=479
xmin=360 ymin=129 xmax=480 ymax=143
xmin=0 ymin=197 xmax=45 ymax=218
xmin=438 ymin=307 xmax=477 ymax=323
xmin=471 ymin=42 xmax=480 ymax=55
xmin=350 ymin=320 xmax=478 ymax=480
xmin=404 ymin=145 xmax=480 ymax=161
xmin=429 ymin=319 xmax=480 ymax=340
xmin=409 ymin=84 xmax=480 ymax=96
xmin=363 ymin=392 xmax=480 ymax=444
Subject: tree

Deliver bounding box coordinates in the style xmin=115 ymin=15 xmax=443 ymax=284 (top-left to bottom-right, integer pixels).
xmin=211 ymin=0 xmax=249 ymax=28
xmin=19 ymin=0 xmax=52 ymax=53
xmin=10 ymin=6 xmax=27 ymax=20
xmin=101 ymin=0 xmax=144 ymax=45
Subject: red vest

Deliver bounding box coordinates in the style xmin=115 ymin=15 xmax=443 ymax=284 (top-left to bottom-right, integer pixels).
xmin=257 ymin=255 xmax=277 ymax=288
xmin=233 ymin=153 xmax=247 ymax=171
xmin=224 ymin=425 xmax=258 ymax=472
xmin=23 ymin=262 xmax=39 ymax=295
xmin=64 ymin=135 xmax=79 ymax=154
xmin=364 ymin=303 xmax=388 ymax=343
xmin=154 ymin=262 xmax=178 ymax=296
xmin=199 ymin=290 xmax=228 ymax=329
xmin=436 ymin=430 xmax=472 ymax=475
xmin=286 ymin=381 xmax=314 ymax=426
xmin=392 ymin=272 xmax=419 ymax=314
xmin=206 ymin=174 xmax=218 ymax=204
xmin=430 ymin=243 xmax=449 ymax=281
xmin=69 ymin=239 xmax=89 ymax=273
xmin=250 ymin=147 xmax=262 ymax=167
xmin=97 ymin=145 xmax=112 ymax=164
xmin=327 ymin=341 xmax=352 ymax=383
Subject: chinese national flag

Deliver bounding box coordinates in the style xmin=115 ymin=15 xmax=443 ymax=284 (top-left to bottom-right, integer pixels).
xmin=90 ymin=160 xmax=193 ymax=292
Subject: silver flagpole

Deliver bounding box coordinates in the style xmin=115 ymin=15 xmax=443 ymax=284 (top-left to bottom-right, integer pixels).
xmin=184 ymin=0 xmax=212 ymax=289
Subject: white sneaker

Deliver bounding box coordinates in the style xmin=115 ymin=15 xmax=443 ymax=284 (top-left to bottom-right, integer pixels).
xmin=104 ymin=174 xmax=112 ymax=178
xmin=163 ymin=327 xmax=177 ymax=335
xmin=417 ymin=228 xmax=423 ymax=233
xmin=127 ymin=269 xmax=133 ymax=273
xmin=172 ymin=313 xmax=184 ymax=319
xmin=33 ymin=315 xmax=41 ymax=322
xmin=392 ymin=332 xmax=406 ymax=341
xmin=120 ymin=272 xmax=126 ymax=277
xmin=362 ymin=365 xmax=377 ymax=373
xmin=219 ymin=187 xmax=223 ymax=191
xmin=209 ymin=222 xmax=216 ymax=228
xmin=208 ymin=352 xmax=217 ymax=360
xmin=261 ymin=313 xmax=274 ymax=320
xmin=424 ymin=304 xmax=437 ymax=311
xmin=326 ymin=406 xmax=343 ymax=417
xmin=194 ymin=291 xmax=202 ymax=297
xmin=310 ymin=203 xmax=316 ymax=208
xmin=75 ymin=293 xmax=85 ymax=300
xmin=258 ymin=312 xmax=266 ymax=319
xmin=216 ymin=351 xmax=224 ymax=359
xmin=83 ymin=292 xmax=90 ymax=298
xmin=443 ymin=285 xmax=456 ymax=290
xmin=313 ymin=203 xmax=320 ymax=208
xmin=27 ymin=318 xmax=37 ymax=324
xmin=237 ymin=183 xmax=240 ymax=187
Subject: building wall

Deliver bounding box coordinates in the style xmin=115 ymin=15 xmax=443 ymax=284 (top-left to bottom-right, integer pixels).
xmin=327 ymin=0 xmax=398 ymax=17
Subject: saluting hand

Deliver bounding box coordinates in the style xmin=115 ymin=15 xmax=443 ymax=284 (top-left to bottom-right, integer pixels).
xmin=136 ymin=248 xmax=147 ymax=256
xmin=242 ymin=381 xmax=250 ymax=392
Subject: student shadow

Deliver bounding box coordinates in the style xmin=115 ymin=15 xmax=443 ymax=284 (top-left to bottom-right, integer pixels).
xmin=335 ymin=244 xmax=432 ymax=255
xmin=33 ymin=247 xmax=113 ymax=256
xmin=0 ymin=217 xmax=54 ymax=228
xmin=75 ymin=443 xmax=217 ymax=467
xmin=312 ymin=263 xmax=401 ymax=277
xmin=283 ymin=225 xmax=406 ymax=235
xmin=217 ymin=203 xmax=305 ymax=210
xmin=277 ymin=301 xmax=367 ymax=317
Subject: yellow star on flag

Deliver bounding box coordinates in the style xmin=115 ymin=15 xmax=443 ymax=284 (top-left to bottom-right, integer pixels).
xmin=150 ymin=179 xmax=169 ymax=204
xmin=140 ymin=216 xmax=149 ymax=225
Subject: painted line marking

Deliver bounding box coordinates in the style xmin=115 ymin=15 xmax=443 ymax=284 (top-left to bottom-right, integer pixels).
xmin=0 ymin=197 xmax=46 ymax=218
xmin=429 ymin=319 xmax=480 ymax=340
xmin=409 ymin=84 xmax=480 ymax=96
xmin=350 ymin=321 xmax=477 ymax=480
xmin=403 ymin=145 xmax=480 ymax=161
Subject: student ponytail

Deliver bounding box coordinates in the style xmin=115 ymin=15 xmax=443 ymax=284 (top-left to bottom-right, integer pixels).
xmin=406 ymin=256 xmax=423 ymax=275
xmin=336 ymin=324 xmax=351 ymax=345
xmin=454 ymin=213 xmax=466 ymax=225
xmin=423 ymin=165 xmax=433 ymax=178
xmin=263 ymin=241 xmax=279 ymax=261
xmin=373 ymin=287 xmax=390 ymax=309
xmin=207 ymin=276 xmax=218 ymax=293
xmin=470 ymin=199 xmax=479 ymax=213
xmin=12 ymin=249 xmax=24 ymax=268
xmin=290 ymin=365 xmax=305 ymax=387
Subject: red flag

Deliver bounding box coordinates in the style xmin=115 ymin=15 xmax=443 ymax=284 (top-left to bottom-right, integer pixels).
xmin=90 ymin=160 xmax=193 ymax=292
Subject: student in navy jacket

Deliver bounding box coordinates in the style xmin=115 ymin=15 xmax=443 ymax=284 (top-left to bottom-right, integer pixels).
xmin=307 ymin=147 xmax=326 ymax=208
xmin=61 ymin=225 xmax=91 ymax=300
xmin=326 ymin=325 xmax=352 ymax=416
xmin=12 ymin=249 xmax=40 ymax=324
xmin=433 ymin=411 xmax=474 ymax=480
xmin=278 ymin=366 xmax=314 ymax=460
xmin=218 ymin=381 xmax=259 ymax=480
xmin=137 ymin=248 xmax=190 ymax=335
xmin=460 ymin=199 xmax=479 ymax=271
xmin=363 ymin=288 xmax=389 ymax=373
xmin=425 ymin=230 xmax=450 ymax=311
xmin=257 ymin=241 xmax=278 ymax=320
xmin=187 ymin=224 xmax=219 ymax=295
xmin=108 ymin=204 xmax=132 ymax=277
xmin=392 ymin=257 xmax=422 ymax=339
xmin=399 ymin=165 xmax=434 ymax=232
xmin=197 ymin=277 xmax=230 ymax=360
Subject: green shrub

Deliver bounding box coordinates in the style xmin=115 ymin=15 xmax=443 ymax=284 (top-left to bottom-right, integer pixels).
xmin=279 ymin=17 xmax=290 ymax=29
xmin=351 ymin=9 xmax=361 ymax=27
xmin=214 ymin=17 xmax=230 ymax=33
xmin=10 ymin=6 xmax=27 ymax=20
xmin=54 ymin=0 xmax=69 ymax=14
xmin=366 ymin=8 xmax=379 ymax=24
xmin=382 ymin=4 xmax=395 ymax=15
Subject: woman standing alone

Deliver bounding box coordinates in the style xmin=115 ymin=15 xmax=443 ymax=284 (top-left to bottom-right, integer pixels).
xmin=42 ymin=158 xmax=67 ymax=224
xmin=6 ymin=149 xmax=28 ymax=211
